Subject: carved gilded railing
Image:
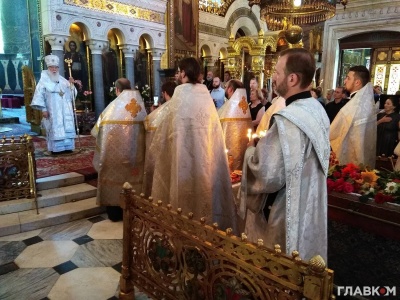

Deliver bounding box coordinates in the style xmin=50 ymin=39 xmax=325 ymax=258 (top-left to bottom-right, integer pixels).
xmin=22 ymin=65 xmax=41 ymax=127
xmin=0 ymin=135 xmax=38 ymax=213
xmin=119 ymin=183 xmax=335 ymax=300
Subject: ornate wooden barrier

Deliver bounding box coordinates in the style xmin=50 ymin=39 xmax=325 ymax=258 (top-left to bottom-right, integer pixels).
xmin=119 ymin=183 xmax=334 ymax=300
xmin=0 ymin=135 xmax=38 ymax=213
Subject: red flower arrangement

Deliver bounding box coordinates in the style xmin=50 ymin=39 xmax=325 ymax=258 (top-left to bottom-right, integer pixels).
xmin=328 ymin=152 xmax=400 ymax=205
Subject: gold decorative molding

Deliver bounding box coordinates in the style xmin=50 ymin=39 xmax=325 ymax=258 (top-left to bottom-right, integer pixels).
xmin=63 ymin=0 xmax=163 ymax=24
xmin=199 ymin=0 xmax=236 ymax=16
xmin=119 ymin=186 xmax=335 ymax=299
xmin=0 ymin=135 xmax=38 ymax=214
xmin=226 ymin=34 xmax=279 ymax=85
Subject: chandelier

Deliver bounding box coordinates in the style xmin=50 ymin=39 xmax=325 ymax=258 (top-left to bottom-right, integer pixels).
xmin=199 ymin=0 xmax=235 ymax=16
xmin=249 ymin=0 xmax=348 ymax=31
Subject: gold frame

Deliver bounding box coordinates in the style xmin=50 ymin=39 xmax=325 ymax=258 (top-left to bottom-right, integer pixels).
xmin=119 ymin=184 xmax=335 ymax=299
xmin=168 ymin=0 xmax=199 ymax=69
xmin=0 ymin=135 xmax=38 ymax=214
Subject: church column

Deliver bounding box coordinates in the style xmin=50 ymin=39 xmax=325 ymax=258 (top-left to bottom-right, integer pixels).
xmin=150 ymin=48 xmax=164 ymax=99
xmin=119 ymin=44 xmax=138 ymax=85
xmin=0 ymin=60 xmax=11 ymax=91
xmin=226 ymin=34 xmax=240 ymax=80
xmin=11 ymin=60 xmax=22 ymax=91
xmin=44 ymin=34 xmax=68 ymax=76
xmin=204 ymin=55 xmax=219 ymax=71
xmin=87 ymin=39 xmax=108 ymax=118
xmin=251 ymin=55 xmax=265 ymax=88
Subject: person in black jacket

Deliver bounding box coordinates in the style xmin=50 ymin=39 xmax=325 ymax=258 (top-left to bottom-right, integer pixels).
xmin=325 ymin=86 xmax=348 ymax=123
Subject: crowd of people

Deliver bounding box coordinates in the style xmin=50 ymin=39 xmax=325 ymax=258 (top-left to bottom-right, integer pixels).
xmin=32 ymin=50 xmax=400 ymax=263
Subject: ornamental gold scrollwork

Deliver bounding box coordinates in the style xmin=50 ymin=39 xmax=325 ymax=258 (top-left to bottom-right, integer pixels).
xmin=120 ymin=187 xmax=335 ymax=300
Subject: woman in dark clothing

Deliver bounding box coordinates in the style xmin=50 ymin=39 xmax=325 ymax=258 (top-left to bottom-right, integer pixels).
xmin=249 ymin=88 xmax=265 ymax=130
xmin=261 ymin=88 xmax=272 ymax=111
xmin=376 ymin=97 xmax=400 ymax=157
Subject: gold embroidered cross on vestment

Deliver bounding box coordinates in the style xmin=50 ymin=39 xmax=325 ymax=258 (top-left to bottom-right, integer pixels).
xmin=125 ymin=98 xmax=142 ymax=118
xmin=238 ymin=96 xmax=248 ymax=114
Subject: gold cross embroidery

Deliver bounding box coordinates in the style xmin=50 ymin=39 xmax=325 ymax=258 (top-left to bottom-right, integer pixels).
xmin=238 ymin=96 xmax=248 ymax=114
xmin=125 ymin=98 xmax=142 ymax=118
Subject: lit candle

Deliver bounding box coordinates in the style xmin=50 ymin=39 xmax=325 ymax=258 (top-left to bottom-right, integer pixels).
xmin=252 ymin=133 xmax=258 ymax=140
xmin=247 ymin=129 xmax=252 ymax=142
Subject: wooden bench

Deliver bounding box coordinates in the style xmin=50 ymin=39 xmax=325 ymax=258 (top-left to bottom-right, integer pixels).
xmin=119 ymin=183 xmax=335 ymax=300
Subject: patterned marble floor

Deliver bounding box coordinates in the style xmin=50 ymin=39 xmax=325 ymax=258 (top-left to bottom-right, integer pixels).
xmin=0 ymin=214 xmax=151 ymax=300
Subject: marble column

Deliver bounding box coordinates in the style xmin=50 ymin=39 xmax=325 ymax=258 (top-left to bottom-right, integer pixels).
xmin=44 ymin=34 xmax=68 ymax=76
xmin=11 ymin=60 xmax=22 ymax=91
xmin=151 ymin=49 xmax=164 ymax=99
xmin=0 ymin=60 xmax=11 ymax=90
xmin=119 ymin=44 xmax=138 ymax=86
xmin=87 ymin=39 xmax=108 ymax=118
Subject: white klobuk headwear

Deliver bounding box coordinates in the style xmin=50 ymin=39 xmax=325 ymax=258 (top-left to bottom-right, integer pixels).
xmin=44 ymin=55 xmax=59 ymax=67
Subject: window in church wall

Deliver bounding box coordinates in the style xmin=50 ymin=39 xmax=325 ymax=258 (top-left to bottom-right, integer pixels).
xmin=388 ymin=64 xmax=400 ymax=95
xmin=373 ymin=64 xmax=386 ymax=92
xmin=371 ymin=47 xmax=400 ymax=95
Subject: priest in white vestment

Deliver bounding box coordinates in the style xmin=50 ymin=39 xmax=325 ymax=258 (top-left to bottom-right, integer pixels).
xmin=240 ymin=49 xmax=330 ymax=261
xmin=149 ymin=57 xmax=237 ymax=232
xmin=218 ymin=79 xmax=252 ymax=171
xmin=256 ymin=96 xmax=286 ymax=135
xmin=143 ymin=81 xmax=176 ymax=197
xmin=330 ymin=66 xmax=376 ymax=168
xmin=91 ymin=78 xmax=147 ymax=220
xmin=31 ymin=55 xmax=76 ymax=154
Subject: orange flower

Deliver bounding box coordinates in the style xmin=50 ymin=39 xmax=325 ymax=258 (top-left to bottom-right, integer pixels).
xmin=357 ymin=171 xmax=379 ymax=187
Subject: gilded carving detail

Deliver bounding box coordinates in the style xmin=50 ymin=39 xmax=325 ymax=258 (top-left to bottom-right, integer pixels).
xmin=0 ymin=135 xmax=37 ymax=205
xmin=392 ymin=51 xmax=400 ymax=61
xmin=377 ymin=51 xmax=388 ymax=61
xmin=63 ymin=0 xmax=163 ymax=23
xmin=119 ymin=189 xmax=335 ymax=299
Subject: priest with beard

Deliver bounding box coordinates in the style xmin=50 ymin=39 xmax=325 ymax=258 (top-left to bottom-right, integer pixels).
xmin=330 ymin=66 xmax=376 ymax=167
xmin=31 ymin=55 xmax=76 ymax=154
xmin=239 ymin=48 xmax=330 ymax=261
xmin=218 ymin=79 xmax=252 ymax=171
xmin=143 ymin=81 xmax=176 ymax=197
xmin=148 ymin=57 xmax=237 ymax=233
xmin=91 ymin=78 xmax=147 ymax=221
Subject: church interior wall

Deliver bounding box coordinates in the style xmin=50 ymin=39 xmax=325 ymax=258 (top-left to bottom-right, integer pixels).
xmin=40 ymin=0 xmax=166 ymax=50
xmin=321 ymin=0 xmax=400 ymax=94
xmin=199 ymin=0 xmax=263 ymax=72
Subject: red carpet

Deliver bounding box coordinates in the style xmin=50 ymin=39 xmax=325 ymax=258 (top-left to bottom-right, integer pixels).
xmin=33 ymin=136 xmax=97 ymax=179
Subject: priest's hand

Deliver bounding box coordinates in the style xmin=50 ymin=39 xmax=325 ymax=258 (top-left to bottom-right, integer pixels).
xmin=42 ymin=111 xmax=49 ymax=119
xmin=69 ymin=77 xmax=75 ymax=84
